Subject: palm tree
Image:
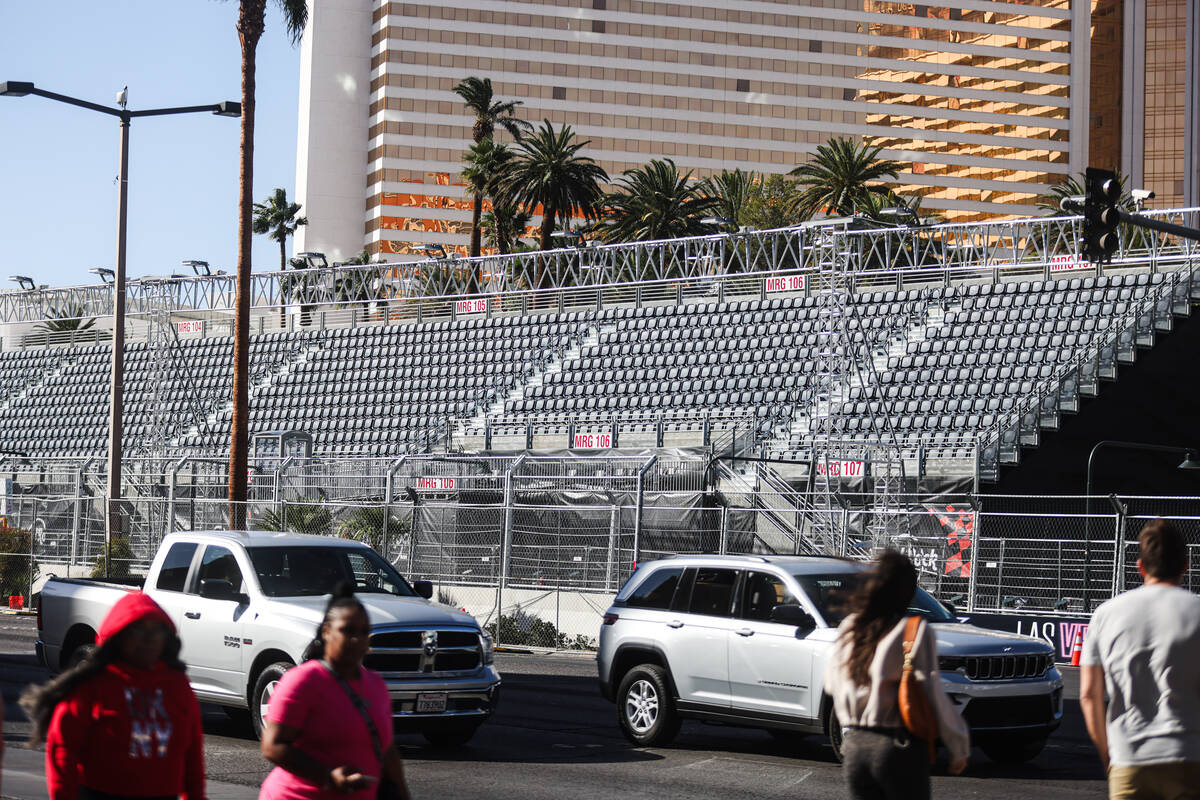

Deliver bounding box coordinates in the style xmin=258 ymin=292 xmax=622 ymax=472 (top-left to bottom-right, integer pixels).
xmin=790 ymin=137 xmax=903 ymax=217
xmin=461 ymin=138 xmax=516 ymax=289
xmin=452 ymin=76 xmax=532 ymax=258
xmin=337 ymin=507 xmax=411 ymax=557
xmin=594 ymin=159 xmax=720 ymax=243
xmin=1036 ymin=173 xmax=1134 ymax=215
xmin=704 ymin=168 xmax=758 ymax=229
xmin=253 ymin=187 xmax=307 ymax=270
xmin=254 ymin=498 xmax=332 ymax=535
xmin=482 ymin=202 xmax=531 ymax=255
xmin=230 ymin=0 xmax=308 ymax=530
xmin=499 ymin=121 xmax=608 ymax=288
xmin=35 ymin=303 xmax=97 ymax=335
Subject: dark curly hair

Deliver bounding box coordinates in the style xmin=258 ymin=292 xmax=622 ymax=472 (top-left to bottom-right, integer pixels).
xmin=21 ymin=629 xmax=186 ymax=746
xmin=844 ymin=550 xmax=918 ymax=686
xmin=301 ymin=581 xmax=368 ymax=661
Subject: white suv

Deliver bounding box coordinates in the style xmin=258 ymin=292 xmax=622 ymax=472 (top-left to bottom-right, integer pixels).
xmin=597 ymin=555 xmax=1063 ymax=763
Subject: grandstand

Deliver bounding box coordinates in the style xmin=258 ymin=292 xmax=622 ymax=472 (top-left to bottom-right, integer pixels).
xmin=2 ymin=208 xmax=1199 ymax=624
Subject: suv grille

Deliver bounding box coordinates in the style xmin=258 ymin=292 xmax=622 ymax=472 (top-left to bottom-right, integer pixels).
xmin=365 ymin=629 xmax=481 ymax=674
xmin=939 ymin=653 xmax=1052 ymax=681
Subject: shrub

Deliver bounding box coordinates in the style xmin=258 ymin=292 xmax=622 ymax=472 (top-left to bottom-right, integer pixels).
xmin=90 ymin=536 xmax=134 ymax=579
xmin=0 ymin=525 xmax=37 ymax=601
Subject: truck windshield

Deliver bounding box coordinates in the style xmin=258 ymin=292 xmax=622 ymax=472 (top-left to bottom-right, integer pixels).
xmin=246 ymin=546 xmax=418 ymax=598
xmin=792 ymin=572 xmax=956 ymax=627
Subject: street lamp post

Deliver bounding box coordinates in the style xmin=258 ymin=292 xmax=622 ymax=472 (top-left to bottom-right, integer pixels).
xmin=2 ymin=81 xmax=238 ymax=566
xmin=1083 ymin=440 xmax=1200 ymax=611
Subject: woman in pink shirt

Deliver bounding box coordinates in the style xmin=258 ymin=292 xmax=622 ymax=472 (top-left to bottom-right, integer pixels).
xmin=259 ymin=585 xmax=410 ymax=800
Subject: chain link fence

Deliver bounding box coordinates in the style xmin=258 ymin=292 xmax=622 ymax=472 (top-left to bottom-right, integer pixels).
xmin=5 ymin=489 xmax=1200 ymax=645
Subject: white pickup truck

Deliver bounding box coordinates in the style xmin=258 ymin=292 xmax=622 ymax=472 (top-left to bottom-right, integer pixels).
xmin=36 ymin=530 xmax=501 ymax=746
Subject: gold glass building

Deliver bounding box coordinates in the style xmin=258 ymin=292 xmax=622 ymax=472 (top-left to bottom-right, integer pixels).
xmin=293 ymin=0 xmax=1200 ymax=260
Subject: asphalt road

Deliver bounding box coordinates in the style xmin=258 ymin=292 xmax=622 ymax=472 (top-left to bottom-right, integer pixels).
xmin=0 ymin=614 xmax=1106 ymax=799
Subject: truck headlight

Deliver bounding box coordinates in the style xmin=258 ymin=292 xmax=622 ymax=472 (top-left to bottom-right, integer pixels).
xmin=480 ymin=629 xmax=494 ymax=665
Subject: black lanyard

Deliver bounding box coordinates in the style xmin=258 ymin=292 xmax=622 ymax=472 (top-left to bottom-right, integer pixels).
xmin=319 ymin=660 xmax=384 ymax=764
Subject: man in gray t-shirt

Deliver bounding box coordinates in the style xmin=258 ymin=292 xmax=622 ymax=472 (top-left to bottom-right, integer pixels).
xmin=1081 ymin=519 xmax=1200 ymax=799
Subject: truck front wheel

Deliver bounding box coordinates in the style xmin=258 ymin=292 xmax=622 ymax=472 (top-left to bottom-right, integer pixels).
xmin=251 ymin=661 xmax=294 ymax=739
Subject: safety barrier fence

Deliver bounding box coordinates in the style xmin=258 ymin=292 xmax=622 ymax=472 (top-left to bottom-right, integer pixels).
xmin=5 ymin=493 xmax=1199 ymax=648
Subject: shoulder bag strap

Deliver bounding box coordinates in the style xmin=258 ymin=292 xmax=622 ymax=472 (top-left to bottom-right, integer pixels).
xmin=320 ymin=660 xmax=384 ymax=764
xmin=901 ymin=616 xmax=922 ymax=668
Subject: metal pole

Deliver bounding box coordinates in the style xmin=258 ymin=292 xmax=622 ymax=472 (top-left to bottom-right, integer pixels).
xmin=498 ymin=454 xmax=526 ymax=648
xmin=383 ymin=457 xmax=408 ymax=562
xmin=719 ymin=504 xmax=728 ymax=555
xmin=71 ymin=465 xmax=83 ymax=566
xmin=632 ymin=456 xmax=656 ymax=567
xmin=104 ymin=113 xmax=130 ymax=567
xmin=1110 ymin=495 xmax=1128 ymax=599
xmin=966 ymin=508 xmax=981 ymax=613
xmin=606 ymin=504 xmax=618 ymax=592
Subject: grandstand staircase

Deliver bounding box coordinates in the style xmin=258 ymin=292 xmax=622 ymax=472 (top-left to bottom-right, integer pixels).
xmin=454 ymin=321 xmax=610 ymax=444
xmin=973 ymin=269 xmax=1194 ymax=478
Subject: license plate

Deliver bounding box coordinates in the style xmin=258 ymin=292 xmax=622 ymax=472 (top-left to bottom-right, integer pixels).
xmin=416 ymin=693 xmax=447 ymax=713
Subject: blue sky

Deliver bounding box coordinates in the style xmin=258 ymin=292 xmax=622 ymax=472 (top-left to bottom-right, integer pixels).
xmin=1 ymin=1 xmax=302 ymax=289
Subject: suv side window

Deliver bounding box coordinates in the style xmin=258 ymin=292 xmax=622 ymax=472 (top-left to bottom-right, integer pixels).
xmin=156 ymin=542 xmax=198 ymax=592
xmin=626 ymin=567 xmax=684 ymax=610
xmin=687 ymin=568 xmax=737 ymax=617
xmin=669 ymin=567 xmax=696 ymax=612
xmin=195 ymin=545 xmax=245 ymax=595
xmin=738 ymin=571 xmax=797 ymax=622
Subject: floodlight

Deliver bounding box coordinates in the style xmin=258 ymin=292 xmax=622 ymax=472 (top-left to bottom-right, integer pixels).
xmin=0 ymin=81 xmax=34 ymax=97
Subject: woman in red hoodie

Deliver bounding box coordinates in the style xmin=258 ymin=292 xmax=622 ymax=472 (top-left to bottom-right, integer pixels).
xmin=21 ymin=591 xmax=205 ymax=800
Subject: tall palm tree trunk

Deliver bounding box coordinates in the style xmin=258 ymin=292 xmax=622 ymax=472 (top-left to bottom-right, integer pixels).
xmin=230 ymin=0 xmax=266 ymax=531
xmin=467 ymin=193 xmax=483 ymax=294
xmin=278 ymin=237 xmax=287 ymax=329
xmin=536 ymin=202 xmax=556 ymax=297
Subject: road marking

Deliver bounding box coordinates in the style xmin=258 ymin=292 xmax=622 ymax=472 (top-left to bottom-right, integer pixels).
xmin=676 ymin=756 xmax=814 ymax=788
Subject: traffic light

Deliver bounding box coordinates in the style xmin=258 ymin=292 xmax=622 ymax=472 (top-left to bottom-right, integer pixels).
xmin=1082 ymin=167 xmax=1121 ymax=263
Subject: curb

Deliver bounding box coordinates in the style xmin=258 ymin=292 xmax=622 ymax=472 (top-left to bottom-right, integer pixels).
xmin=0 ymin=610 xmax=35 ymax=617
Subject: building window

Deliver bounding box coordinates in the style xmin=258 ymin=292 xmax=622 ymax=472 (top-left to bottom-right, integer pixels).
xmin=736 ymin=78 xmax=750 ymax=93
xmin=593 ymin=0 xmax=606 ymax=8
xmin=552 ymin=86 xmax=566 ymax=100
xmin=809 ymin=40 xmax=822 ymax=53
xmin=843 ymin=88 xmax=856 ymax=101
xmin=592 ymin=19 xmax=605 ymax=34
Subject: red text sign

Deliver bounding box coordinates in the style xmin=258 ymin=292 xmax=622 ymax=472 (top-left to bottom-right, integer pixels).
xmin=410 ymin=479 xmax=451 ymax=491
xmin=815 ymin=460 xmax=865 ymax=477
xmin=765 ymin=274 xmax=806 ymax=294
xmin=573 ymin=432 xmax=613 ymax=449
xmin=455 ymin=298 xmax=488 ymax=315
xmin=177 ymin=320 xmax=203 ymax=334
xmin=1050 ymin=254 xmax=1087 ymax=272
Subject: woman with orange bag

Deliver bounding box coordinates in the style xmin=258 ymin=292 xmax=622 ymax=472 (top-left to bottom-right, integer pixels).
xmin=825 ymin=550 xmax=969 ymax=800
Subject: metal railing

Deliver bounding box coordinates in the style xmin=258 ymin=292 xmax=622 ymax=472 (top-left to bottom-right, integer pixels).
xmin=3 ymin=207 xmax=1198 ymax=327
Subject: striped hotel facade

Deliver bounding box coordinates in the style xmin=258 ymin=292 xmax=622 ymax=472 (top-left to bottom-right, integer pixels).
xmin=293 ymin=0 xmax=1200 ymax=262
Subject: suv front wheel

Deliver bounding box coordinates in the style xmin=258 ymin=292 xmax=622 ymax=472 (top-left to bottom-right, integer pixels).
xmin=616 ymin=664 xmax=681 ymax=746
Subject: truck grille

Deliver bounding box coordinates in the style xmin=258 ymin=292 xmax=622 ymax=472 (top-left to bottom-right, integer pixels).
xmin=963 ymin=695 xmax=1054 ymax=729
xmin=939 ymin=653 xmax=1053 ymax=681
xmin=365 ymin=628 xmax=481 ymax=674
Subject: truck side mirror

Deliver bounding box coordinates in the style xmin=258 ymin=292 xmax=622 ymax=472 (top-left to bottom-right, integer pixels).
xmin=200 ymin=578 xmax=245 ymax=603
xmin=413 ymin=580 xmax=434 ymax=599
xmin=769 ymin=603 xmax=816 ymax=629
